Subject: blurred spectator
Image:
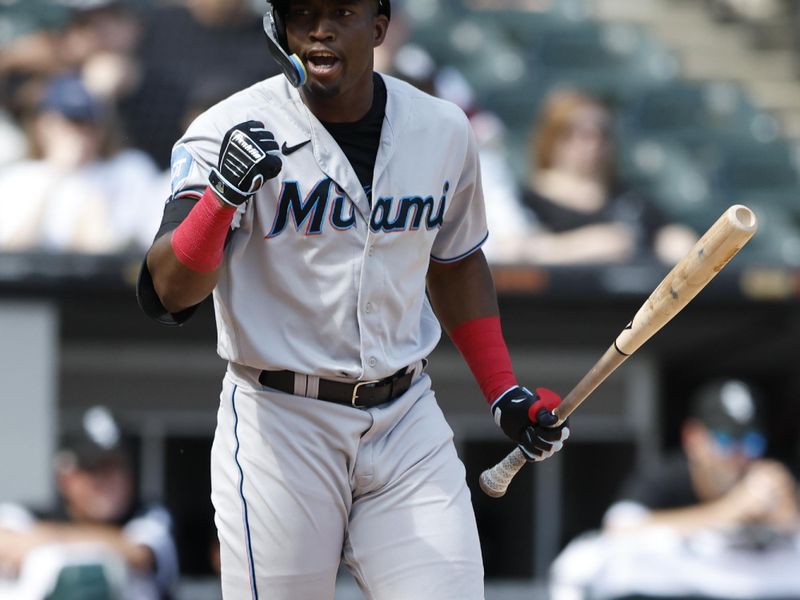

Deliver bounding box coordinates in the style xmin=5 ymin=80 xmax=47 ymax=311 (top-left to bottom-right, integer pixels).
xmin=381 ymin=38 xmax=530 ymax=268
xmin=373 ymin=0 xmax=412 ymax=75
xmin=0 ymin=406 xmax=178 ymax=599
xmin=125 ymin=0 xmax=282 ymax=166
xmin=604 ymin=378 xmax=799 ymax=533
xmin=0 ymin=73 xmax=163 ymax=253
xmin=67 ymin=0 xmax=145 ymax=104
xmin=0 ymin=109 xmax=28 ymax=167
xmin=1 ymin=1 xmax=144 ymax=110
xmin=490 ymin=88 xmax=698 ymax=265
xmin=550 ymin=378 xmax=800 ymax=600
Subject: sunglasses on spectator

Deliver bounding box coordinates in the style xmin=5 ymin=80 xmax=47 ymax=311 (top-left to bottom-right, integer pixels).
xmin=711 ymin=430 xmax=766 ymax=459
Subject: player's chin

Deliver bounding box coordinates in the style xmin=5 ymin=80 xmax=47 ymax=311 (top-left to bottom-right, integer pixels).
xmin=304 ymin=77 xmax=342 ymax=100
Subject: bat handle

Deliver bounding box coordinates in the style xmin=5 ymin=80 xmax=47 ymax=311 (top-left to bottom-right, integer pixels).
xmin=478 ymin=447 xmax=527 ymax=498
xmin=480 ymin=405 xmax=571 ymax=498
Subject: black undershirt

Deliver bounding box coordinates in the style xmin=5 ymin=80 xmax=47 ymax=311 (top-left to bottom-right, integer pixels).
xmin=320 ymin=72 xmax=387 ymax=201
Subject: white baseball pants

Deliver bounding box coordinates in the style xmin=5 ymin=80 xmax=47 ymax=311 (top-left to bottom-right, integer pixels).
xmin=210 ymin=362 xmax=484 ymax=599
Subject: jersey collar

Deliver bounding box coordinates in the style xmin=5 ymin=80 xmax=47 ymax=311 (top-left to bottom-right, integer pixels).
xmin=283 ymin=74 xmax=410 ymax=221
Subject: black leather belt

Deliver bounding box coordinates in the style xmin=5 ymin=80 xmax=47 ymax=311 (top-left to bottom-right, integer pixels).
xmin=258 ymin=367 xmax=414 ymax=408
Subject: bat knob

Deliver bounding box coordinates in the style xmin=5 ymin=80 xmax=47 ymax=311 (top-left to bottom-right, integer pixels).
xmin=536 ymin=409 xmax=558 ymax=427
xmin=479 ymin=447 xmax=528 ymax=499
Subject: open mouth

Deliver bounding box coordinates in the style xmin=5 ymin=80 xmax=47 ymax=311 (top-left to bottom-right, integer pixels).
xmin=306 ymin=50 xmax=341 ymax=77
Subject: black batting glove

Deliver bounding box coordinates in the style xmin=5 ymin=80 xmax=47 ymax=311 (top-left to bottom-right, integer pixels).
xmin=208 ymin=120 xmax=282 ymax=206
xmin=491 ymin=385 xmax=570 ymax=462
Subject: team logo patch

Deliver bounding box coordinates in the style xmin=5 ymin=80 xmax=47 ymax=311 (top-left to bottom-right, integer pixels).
xmin=170 ymin=145 xmax=194 ymax=194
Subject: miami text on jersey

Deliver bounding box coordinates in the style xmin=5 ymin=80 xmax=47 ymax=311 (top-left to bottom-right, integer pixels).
xmin=266 ymin=178 xmax=451 ymax=238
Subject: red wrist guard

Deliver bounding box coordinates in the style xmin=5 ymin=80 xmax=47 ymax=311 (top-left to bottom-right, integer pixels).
xmin=450 ymin=316 xmax=517 ymax=404
xmin=171 ymin=187 xmax=236 ymax=273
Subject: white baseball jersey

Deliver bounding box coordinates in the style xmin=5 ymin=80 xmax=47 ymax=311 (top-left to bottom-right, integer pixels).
xmin=167 ymin=73 xmax=487 ymax=380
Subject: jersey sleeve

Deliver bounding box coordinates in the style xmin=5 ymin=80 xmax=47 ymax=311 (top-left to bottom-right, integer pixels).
xmin=136 ymin=244 xmax=199 ymax=326
xmin=430 ymin=121 xmax=489 ymax=263
xmin=136 ymin=114 xmax=233 ymax=326
xmin=168 ymin=116 xmax=223 ymax=201
xmin=123 ymin=504 xmax=179 ymax=593
xmin=0 ymin=502 xmax=35 ymax=531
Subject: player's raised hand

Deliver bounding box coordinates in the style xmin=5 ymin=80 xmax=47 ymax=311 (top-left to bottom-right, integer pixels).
xmin=491 ymin=386 xmax=570 ymax=462
xmin=209 ymin=120 xmax=283 ymax=206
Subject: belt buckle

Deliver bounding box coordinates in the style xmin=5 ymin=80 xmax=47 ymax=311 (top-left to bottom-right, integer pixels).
xmin=351 ymin=379 xmax=380 ymax=407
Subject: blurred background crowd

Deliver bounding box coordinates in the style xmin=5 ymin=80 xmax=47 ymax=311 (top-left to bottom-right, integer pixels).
xmin=2 ymin=0 xmax=800 ymax=265
xmin=2 ymin=0 xmax=800 ymax=598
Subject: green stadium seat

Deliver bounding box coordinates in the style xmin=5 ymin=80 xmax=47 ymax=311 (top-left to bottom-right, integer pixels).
xmin=0 ymin=0 xmax=70 ymax=42
xmin=466 ymin=22 xmax=678 ymax=149
xmin=44 ymin=564 xmax=115 ymax=600
xmin=617 ymin=81 xmax=785 ymax=186
xmin=619 ymin=81 xmax=773 ymax=146
xmin=524 ymin=23 xmax=678 ymax=104
xmin=711 ymin=140 xmax=800 ymax=213
xmin=616 ymin=138 xmax=716 ymax=227
xmin=735 ymin=200 xmax=800 ymax=265
xmin=465 ymin=9 xmax=574 ymax=47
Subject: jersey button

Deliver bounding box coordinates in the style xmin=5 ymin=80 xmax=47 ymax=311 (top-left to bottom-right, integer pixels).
xmin=368 ymin=246 xmax=374 ymax=257
xmin=368 ymin=357 xmax=377 ymax=367
xmin=365 ymin=303 xmax=373 ymax=313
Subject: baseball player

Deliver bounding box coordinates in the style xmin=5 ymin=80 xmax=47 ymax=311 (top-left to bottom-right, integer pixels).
xmin=137 ymin=1 xmax=570 ymax=598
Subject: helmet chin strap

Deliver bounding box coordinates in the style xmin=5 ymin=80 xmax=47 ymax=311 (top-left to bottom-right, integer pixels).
xmin=262 ymin=13 xmax=307 ymax=88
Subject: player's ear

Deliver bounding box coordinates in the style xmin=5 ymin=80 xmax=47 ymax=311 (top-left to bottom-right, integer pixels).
xmin=373 ymin=15 xmax=389 ymax=47
xmin=682 ymin=419 xmax=707 ymax=455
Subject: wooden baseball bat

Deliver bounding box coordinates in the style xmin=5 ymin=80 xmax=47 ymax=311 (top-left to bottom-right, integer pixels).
xmin=479 ymin=204 xmax=758 ymax=498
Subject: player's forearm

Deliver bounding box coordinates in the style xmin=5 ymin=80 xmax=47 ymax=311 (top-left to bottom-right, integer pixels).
xmin=530 ymin=223 xmax=636 ymax=264
xmin=610 ymin=501 xmax=749 ymax=534
xmin=428 ymin=249 xmax=520 ymax=403
xmin=148 ymin=232 xmax=221 ymax=313
xmin=426 ymin=249 xmax=499 ymax=334
xmin=31 ymin=522 xmax=155 ymax=571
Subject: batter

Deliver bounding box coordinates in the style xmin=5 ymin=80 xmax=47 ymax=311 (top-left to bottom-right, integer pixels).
xmin=137 ymin=1 xmax=570 ymax=597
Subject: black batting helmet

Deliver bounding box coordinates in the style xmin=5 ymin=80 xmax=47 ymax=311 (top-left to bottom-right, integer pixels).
xmin=263 ymin=0 xmax=391 ymax=87
xmin=269 ymin=0 xmax=391 ymax=20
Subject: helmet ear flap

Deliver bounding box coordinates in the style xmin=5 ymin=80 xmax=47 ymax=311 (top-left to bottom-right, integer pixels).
xmin=263 ymin=0 xmax=307 ymax=87
xmin=271 ymin=3 xmax=289 ymax=53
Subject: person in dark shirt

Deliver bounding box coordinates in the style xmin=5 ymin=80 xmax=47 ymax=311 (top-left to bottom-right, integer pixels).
xmin=122 ymin=0 xmax=282 ymax=167
xmin=604 ymin=379 xmax=800 ymax=535
xmin=520 ymin=88 xmax=697 ymax=265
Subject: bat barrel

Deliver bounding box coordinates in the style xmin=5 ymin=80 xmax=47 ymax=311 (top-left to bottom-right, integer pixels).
xmin=729 ymin=205 xmax=757 ymax=231
xmin=614 ymin=203 xmax=757 ymax=357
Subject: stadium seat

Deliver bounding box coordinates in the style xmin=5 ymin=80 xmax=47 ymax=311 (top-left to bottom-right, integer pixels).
xmin=524 ymin=22 xmax=679 ymax=104
xmin=711 ymin=139 xmax=800 ymax=211
xmin=5 ymin=543 xmax=128 ymax=600
xmin=468 ymin=8 xmax=575 ymax=47
xmin=617 ymin=80 xmax=786 ymax=186
xmin=736 ymin=200 xmax=800 ymax=265
xmin=45 ymin=564 xmax=115 ymax=600
xmin=619 ymin=81 xmax=775 ymax=146
xmin=1 ymin=0 xmax=69 ymax=39
xmin=615 ymin=137 xmax=716 ymax=227
xmin=406 ymin=0 xmax=472 ymax=57
xmin=466 ymin=22 xmax=677 ymax=148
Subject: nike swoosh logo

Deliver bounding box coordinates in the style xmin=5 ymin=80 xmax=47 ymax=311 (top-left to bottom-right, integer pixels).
xmin=281 ymin=139 xmax=311 ymax=156
xmin=510 ymin=398 xmax=526 ymax=404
